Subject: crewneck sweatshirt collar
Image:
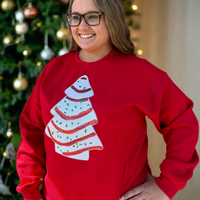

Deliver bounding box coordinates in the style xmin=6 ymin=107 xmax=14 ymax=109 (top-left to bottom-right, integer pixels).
xmin=72 ymin=47 xmax=117 ymax=68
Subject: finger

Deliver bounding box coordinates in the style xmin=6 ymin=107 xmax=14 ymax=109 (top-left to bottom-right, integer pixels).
xmin=120 ymin=185 xmax=143 ymax=200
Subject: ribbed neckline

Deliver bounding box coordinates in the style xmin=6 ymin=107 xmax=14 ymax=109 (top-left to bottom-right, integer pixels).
xmin=72 ymin=47 xmax=117 ymax=68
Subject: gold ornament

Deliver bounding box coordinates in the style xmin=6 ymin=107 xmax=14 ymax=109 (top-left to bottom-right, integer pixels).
xmin=13 ymin=72 xmax=28 ymax=91
xmin=1 ymin=0 xmax=16 ymax=11
xmin=15 ymin=22 xmax=29 ymax=35
xmin=6 ymin=122 xmax=14 ymax=138
xmin=3 ymin=34 xmax=14 ymax=46
xmin=56 ymin=27 xmax=68 ymax=41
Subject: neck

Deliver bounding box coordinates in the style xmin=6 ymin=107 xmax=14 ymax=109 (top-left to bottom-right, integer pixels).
xmin=79 ymin=47 xmax=113 ymax=62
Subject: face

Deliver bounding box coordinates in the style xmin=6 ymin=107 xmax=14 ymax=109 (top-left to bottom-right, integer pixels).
xmin=71 ymin=0 xmax=112 ymax=56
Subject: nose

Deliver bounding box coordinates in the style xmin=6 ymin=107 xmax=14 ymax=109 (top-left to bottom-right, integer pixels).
xmin=79 ymin=17 xmax=89 ymax=29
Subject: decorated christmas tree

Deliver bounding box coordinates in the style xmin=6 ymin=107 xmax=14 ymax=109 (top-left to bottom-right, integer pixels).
xmin=0 ymin=0 xmax=140 ymax=198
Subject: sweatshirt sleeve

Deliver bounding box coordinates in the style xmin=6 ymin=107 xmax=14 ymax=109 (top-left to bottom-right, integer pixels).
xmin=16 ymin=69 xmax=46 ymax=200
xmin=148 ymin=73 xmax=199 ymax=199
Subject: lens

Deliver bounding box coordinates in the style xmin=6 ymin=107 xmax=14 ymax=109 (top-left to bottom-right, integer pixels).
xmin=85 ymin=13 xmax=99 ymax=25
xmin=68 ymin=14 xmax=81 ymax=26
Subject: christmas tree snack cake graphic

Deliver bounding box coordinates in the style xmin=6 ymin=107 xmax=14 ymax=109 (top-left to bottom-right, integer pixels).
xmin=45 ymin=75 xmax=103 ymax=161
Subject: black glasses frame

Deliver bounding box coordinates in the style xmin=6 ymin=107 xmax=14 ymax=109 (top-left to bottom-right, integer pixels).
xmin=65 ymin=11 xmax=104 ymax=27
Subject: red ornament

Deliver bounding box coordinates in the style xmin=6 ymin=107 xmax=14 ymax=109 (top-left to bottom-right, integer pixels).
xmin=23 ymin=3 xmax=38 ymax=19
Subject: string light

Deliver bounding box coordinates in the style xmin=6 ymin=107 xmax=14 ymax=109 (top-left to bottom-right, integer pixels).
xmin=23 ymin=50 xmax=28 ymax=56
xmin=137 ymin=49 xmax=143 ymax=56
xmin=37 ymin=62 xmax=41 ymax=66
xmin=37 ymin=22 xmax=42 ymax=27
xmin=132 ymin=4 xmax=138 ymax=11
xmin=3 ymin=152 xmax=7 ymax=157
xmin=15 ymin=39 xmax=20 ymax=44
xmin=23 ymin=49 xmax=31 ymax=57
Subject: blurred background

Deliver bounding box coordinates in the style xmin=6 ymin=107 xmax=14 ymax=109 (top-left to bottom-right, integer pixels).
xmin=135 ymin=0 xmax=200 ymax=199
xmin=0 ymin=0 xmax=199 ymax=199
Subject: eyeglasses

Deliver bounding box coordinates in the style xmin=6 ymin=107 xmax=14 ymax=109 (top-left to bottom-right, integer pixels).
xmin=66 ymin=11 xmax=104 ymax=27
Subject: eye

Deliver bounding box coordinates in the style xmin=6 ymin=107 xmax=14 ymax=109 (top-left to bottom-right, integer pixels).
xmin=88 ymin=14 xmax=98 ymax=19
xmin=72 ymin=15 xmax=80 ymax=21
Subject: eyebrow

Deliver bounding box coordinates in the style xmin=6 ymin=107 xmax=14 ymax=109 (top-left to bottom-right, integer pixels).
xmin=71 ymin=10 xmax=101 ymax=14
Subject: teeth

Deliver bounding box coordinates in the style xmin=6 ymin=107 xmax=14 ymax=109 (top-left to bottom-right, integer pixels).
xmin=80 ymin=34 xmax=93 ymax=38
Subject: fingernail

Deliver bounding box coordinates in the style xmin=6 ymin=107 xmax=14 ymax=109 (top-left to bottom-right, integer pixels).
xmin=120 ymin=197 xmax=124 ymax=200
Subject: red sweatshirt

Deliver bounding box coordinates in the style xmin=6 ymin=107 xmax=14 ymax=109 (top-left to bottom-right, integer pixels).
xmin=16 ymin=48 xmax=199 ymax=200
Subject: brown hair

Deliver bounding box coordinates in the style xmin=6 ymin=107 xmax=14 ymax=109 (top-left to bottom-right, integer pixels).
xmin=67 ymin=0 xmax=136 ymax=55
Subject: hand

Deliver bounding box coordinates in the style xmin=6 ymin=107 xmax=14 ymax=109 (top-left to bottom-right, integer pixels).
xmin=39 ymin=198 xmax=44 ymax=200
xmin=120 ymin=173 xmax=170 ymax=200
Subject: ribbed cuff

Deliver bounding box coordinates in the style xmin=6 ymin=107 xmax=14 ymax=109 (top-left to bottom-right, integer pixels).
xmin=155 ymin=176 xmax=180 ymax=199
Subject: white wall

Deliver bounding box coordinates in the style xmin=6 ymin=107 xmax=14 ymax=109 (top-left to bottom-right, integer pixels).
xmin=135 ymin=0 xmax=200 ymax=199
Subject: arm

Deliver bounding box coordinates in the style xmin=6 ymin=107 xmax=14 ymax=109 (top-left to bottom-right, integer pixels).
xmin=154 ymin=74 xmax=199 ymax=198
xmin=120 ymin=73 xmax=199 ymax=200
xmin=16 ymin=72 xmax=46 ymax=200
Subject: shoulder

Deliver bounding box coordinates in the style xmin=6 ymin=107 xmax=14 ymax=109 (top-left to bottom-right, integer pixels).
xmin=44 ymin=51 xmax=76 ymax=71
xmin=113 ymin=50 xmax=167 ymax=83
xmin=35 ymin=51 xmax=77 ymax=84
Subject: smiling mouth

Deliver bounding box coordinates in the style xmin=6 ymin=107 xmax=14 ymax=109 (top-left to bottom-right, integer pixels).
xmin=79 ymin=34 xmax=95 ymax=39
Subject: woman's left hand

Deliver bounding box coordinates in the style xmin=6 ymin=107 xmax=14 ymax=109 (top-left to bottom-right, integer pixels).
xmin=119 ymin=173 xmax=170 ymax=200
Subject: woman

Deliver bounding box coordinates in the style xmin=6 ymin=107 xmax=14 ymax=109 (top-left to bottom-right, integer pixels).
xmin=16 ymin=0 xmax=199 ymax=200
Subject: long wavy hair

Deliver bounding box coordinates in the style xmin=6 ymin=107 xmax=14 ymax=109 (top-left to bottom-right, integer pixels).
xmin=67 ymin=0 xmax=136 ymax=55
